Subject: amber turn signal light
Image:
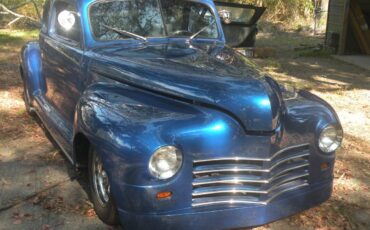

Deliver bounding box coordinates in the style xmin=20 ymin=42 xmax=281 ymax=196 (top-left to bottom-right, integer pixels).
xmin=320 ymin=162 xmax=329 ymax=170
xmin=156 ymin=191 xmax=172 ymax=200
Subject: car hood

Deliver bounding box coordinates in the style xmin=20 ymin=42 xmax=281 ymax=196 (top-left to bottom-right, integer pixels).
xmin=90 ymin=42 xmax=281 ymax=132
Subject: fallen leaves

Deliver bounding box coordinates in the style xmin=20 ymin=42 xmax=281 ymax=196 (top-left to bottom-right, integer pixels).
xmin=11 ymin=212 xmax=33 ymax=225
xmin=41 ymin=196 xmax=65 ymax=211
xmin=85 ymin=208 xmax=96 ymax=218
xmin=1 ymin=177 xmax=10 ymax=186
xmin=32 ymin=193 xmax=47 ymax=205
xmin=31 ymin=192 xmax=97 ymax=218
xmin=288 ymin=202 xmax=352 ymax=230
xmin=41 ymin=224 xmax=53 ymax=230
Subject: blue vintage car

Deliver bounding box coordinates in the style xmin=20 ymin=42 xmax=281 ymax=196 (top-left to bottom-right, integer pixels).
xmin=20 ymin=0 xmax=343 ymax=229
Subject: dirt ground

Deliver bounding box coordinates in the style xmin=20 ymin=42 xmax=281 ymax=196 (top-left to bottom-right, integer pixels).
xmin=0 ymin=29 xmax=369 ymax=230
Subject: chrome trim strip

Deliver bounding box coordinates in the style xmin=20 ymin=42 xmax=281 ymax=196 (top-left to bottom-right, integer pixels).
xmin=269 ymin=173 xmax=309 ymax=190
xmin=193 ymin=167 xmax=269 ymax=175
xmin=192 ymin=183 xmax=309 ymax=207
xmin=193 ymin=177 xmax=269 ymax=186
xmin=193 ymin=154 xmax=309 ymax=175
xmin=193 ymin=187 xmax=269 ymax=196
xmin=192 ymin=171 xmax=309 ymax=187
xmin=271 ymin=163 xmax=309 ymax=179
xmin=193 ymin=143 xmax=310 ymax=164
xmin=269 ymin=153 xmax=309 ymax=171
xmin=192 ymin=178 xmax=309 ymax=197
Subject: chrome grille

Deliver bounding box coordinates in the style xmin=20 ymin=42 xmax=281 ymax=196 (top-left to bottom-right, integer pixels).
xmin=192 ymin=144 xmax=310 ymax=207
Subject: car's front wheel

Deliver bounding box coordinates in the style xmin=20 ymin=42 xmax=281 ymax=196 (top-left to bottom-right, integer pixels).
xmin=89 ymin=148 xmax=120 ymax=226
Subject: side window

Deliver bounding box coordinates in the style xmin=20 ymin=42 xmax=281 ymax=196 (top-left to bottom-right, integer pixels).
xmin=161 ymin=1 xmax=218 ymax=38
xmin=187 ymin=6 xmax=218 ymax=38
xmin=52 ymin=1 xmax=81 ymax=43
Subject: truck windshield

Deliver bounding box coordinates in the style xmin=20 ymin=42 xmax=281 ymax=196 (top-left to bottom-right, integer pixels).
xmin=89 ymin=0 xmax=219 ymax=41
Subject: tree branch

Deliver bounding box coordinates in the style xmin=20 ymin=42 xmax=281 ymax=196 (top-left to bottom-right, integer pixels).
xmin=10 ymin=0 xmax=32 ymax=11
xmin=0 ymin=3 xmax=39 ymax=27
xmin=31 ymin=0 xmax=41 ymax=20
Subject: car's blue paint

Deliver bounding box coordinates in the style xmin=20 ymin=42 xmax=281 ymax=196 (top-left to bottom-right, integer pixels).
xmin=20 ymin=42 xmax=45 ymax=96
xmin=88 ymin=42 xmax=281 ymax=132
xmin=20 ymin=0 xmax=342 ymax=229
xmin=118 ymin=179 xmax=333 ymax=230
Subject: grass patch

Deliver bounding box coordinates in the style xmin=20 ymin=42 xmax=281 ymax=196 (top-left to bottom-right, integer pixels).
xmin=264 ymin=58 xmax=281 ymax=69
xmin=256 ymin=32 xmax=321 ymax=49
xmin=0 ymin=29 xmax=39 ymax=45
xmin=297 ymin=48 xmax=333 ymax=58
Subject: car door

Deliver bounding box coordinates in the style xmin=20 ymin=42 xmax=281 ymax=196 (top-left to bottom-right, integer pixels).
xmin=214 ymin=1 xmax=266 ymax=47
xmin=39 ymin=0 xmax=84 ymax=155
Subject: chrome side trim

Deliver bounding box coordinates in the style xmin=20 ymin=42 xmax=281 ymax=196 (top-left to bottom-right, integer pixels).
xmin=193 ymin=143 xmax=310 ymax=164
xmin=192 ymin=183 xmax=309 ymax=207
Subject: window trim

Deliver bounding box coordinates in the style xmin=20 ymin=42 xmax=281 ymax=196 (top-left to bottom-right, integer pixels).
xmin=41 ymin=0 xmax=51 ymax=34
xmin=49 ymin=0 xmax=83 ymax=48
xmin=87 ymin=0 xmax=222 ymax=43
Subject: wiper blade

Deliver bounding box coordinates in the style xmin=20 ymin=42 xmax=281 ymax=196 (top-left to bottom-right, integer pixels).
xmin=189 ymin=20 xmax=216 ymax=41
xmin=102 ymin=24 xmax=147 ymax=42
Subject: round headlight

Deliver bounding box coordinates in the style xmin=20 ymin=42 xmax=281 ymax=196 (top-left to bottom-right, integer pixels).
xmin=149 ymin=146 xmax=182 ymax=180
xmin=318 ymin=125 xmax=343 ymax=153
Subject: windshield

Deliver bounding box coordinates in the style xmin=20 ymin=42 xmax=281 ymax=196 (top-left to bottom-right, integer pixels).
xmin=89 ymin=0 xmax=219 ymax=41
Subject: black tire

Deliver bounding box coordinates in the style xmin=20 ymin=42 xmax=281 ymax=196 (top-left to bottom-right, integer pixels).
xmin=88 ymin=148 xmax=120 ymax=226
xmin=23 ymin=82 xmax=35 ymax=116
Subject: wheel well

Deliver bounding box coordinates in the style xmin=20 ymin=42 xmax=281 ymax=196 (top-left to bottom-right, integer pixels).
xmin=19 ymin=65 xmax=24 ymax=79
xmin=74 ymin=133 xmax=90 ymax=168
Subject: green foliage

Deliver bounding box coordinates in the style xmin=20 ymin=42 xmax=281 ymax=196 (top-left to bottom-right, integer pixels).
xmin=1 ymin=0 xmax=45 ymax=19
xmin=220 ymin=0 xmax=314 ymax=21
xmin=0 ymin=29 xmax=39 ymax=44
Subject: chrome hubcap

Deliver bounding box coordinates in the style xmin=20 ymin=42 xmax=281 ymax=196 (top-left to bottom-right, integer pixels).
xmin=93 ymin=153 xmax=110 ymax=205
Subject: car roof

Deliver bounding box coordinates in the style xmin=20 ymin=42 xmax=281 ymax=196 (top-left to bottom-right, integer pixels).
xmin=75 ymin=0 xmax=216 ymax=8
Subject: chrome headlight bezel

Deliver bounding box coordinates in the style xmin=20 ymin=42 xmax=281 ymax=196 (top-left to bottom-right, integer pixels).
xmin=148 ymin=146 xmax=183 ymax=180
xmin=318 ymin=125 xmax=343 ymax=153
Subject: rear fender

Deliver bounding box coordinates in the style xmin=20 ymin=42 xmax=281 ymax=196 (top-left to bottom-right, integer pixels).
xmin=20 ymin=41 xmax=46 ymax=98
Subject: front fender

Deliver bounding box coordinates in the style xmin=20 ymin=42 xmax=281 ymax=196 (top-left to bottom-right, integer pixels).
xmin=72 ymin=82 xmax=241 ymax=213
xmin=20 ymin=41 xmax=46 ymax=97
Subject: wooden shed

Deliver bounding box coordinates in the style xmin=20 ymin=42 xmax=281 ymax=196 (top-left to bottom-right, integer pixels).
xmin=326 ymin=0 xmax=370 ymax=55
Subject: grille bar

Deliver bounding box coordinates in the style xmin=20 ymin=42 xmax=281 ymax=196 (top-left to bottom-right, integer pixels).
xmin=192 ymin=183 xmax=309 ymax=207
xmin=193 ymin=143 xmax=310 ymax=164
xmin=193 ymin=172 xmax=309 ymax=197
xmin=192 ymin=144 xmax=311 ymax=207
xmin=193 ymin=152 xmax=309 ymax=175
xmin=193 ymin=171 xmax=309 ymax=187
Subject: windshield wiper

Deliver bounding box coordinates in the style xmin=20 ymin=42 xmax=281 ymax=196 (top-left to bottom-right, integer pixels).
xmin=102 ymin=24 xmax=147 ymax=43
xmin=188 ymin=20 xmax=216 ymax=42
